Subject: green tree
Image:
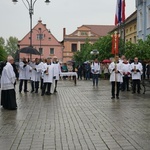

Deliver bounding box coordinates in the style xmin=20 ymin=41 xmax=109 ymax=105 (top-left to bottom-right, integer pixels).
xmin=0 ymin=37 xmax=5 ymax=48
xmin=73 ymin=39 xmax=93 ymax=64
xmin=73 ymin=35 xmax=124 ymax=63
xmin=5 ymin=36 xmax=18 ymax=58
xmin=92 ymin=35 xmax=112 ymax=61
xmin=0 ymin=45 xmax=7 ymax=61
xmin=125 ymin=37 xmax=150 ymax=61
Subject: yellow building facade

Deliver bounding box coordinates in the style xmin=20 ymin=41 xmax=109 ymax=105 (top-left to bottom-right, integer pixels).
xmin=125 ymin=11 xmax=137 ymax=43
xmin=110 ymin=11 xmax=137 ymax=44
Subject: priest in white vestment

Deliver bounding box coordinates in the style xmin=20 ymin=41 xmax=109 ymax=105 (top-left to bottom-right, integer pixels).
xmin=1 ymin=56 xmax=17 ymax=110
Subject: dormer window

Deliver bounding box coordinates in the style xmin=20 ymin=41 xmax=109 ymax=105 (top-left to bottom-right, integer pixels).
xmin=37 ymin=34 xmax=44 ymax=40
xmin=80 ymin=32 xmax=88 ymax=36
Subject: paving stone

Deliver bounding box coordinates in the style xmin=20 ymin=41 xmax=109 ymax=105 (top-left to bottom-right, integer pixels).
xmin=0 ymin=80 xmax=150 ymax=150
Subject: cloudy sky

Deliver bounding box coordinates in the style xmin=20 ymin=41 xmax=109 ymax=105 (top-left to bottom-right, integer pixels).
xmin=0 ymin=0 xmax=135 ymax=42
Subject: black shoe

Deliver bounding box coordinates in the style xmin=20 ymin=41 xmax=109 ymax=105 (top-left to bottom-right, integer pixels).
xmin=35 ymin=89 xmax=38 ymax=93
xmin=24 ymin=90 xmax=29 ymax=92
xmin=137 ymin=92 xmax=140 ymax=94
xmin=127 ymin=89 xmax=130 ymax=91
xmin=132 ymin=92 xmax=135 ymax=94
xmin=111 ymin=96 xmax=115 ymax=99
xmin=31 ymin=90 xmax=34 ymax=93
xmin=45 ymin=92 xmax=51 ymax=95
xmin=19 ymin=90 xmax=21 ymax=93
xmin=41 ymin=93 xmax=44 ymax=96
xmin=116 ymin=96 xmax=119 ymax=99
xmin=54 ymin=90 xmax=57 ymax=93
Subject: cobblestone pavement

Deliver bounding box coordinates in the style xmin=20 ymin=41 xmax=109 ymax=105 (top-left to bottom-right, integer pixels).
xmin=0 ymin=79 xmax=150 ymax=150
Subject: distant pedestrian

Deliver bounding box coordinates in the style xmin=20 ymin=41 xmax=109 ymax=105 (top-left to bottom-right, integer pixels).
xmin=77 ymin=64 xmax=83 ymax=80
xmin=146 ymin=62 xmax=150 ymax=79
xmin=103 ymin=64 xmax=109 ymax=80
xmin=85 ymin=62 xmax=91 ymax=80
xmin=109 ymin=55 xmax=123 ymax=99
xmin=19 ymin=58 xmax=31 ymax=93
xmin=30 ymin=58 xmax=41 ymax=93
xmin=41 ymin=57 xmax=54 ymax=96
xmin=52 ymin=56 xmax=61 ymax=93
xmin=1 ymin=56 xmax=17 ymax=110
xmin=122 ymin=58 xmax=131 ymax=91
xmin=61 ymin=63 xmax=68 ymax=80
xmin=91 ymin=58 xmax=101 ymax=86
xmin=130 ymin=57 xmax=143 ymax=94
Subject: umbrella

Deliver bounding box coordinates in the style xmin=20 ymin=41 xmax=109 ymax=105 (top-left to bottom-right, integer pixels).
xmin=84 ymin=61 xmax=90 ymax=64
xmin=102 ymin=59 xmax=111 ymax=63
xmin=19 ymin=47 xmax=40 ymax=55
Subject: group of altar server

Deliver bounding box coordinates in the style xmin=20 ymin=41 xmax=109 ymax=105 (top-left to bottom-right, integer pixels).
xmin=18 ymin=56 xmax=61 ymax=96
xmin=109 ymin=55 xmax=143 ymax=99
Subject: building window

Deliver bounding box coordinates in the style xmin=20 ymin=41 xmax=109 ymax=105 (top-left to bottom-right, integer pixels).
xmin=50 ymin=48 xmax=54 ymax=55
xmin=80 ymin=32 xmax=88 ymax=36
xmin=71 ymin=44 xmax=77 ymax=52
xmin=134 ymin=36 xmax=136 ymax=43
xmin=126 ymin=29 xmax=128 ymax=33
xmin=137 ymin=0 xmax=143 ymax=6
xmin=39 ymin=48 xmax=43 ymax=55
xmin=134 ymin=25 xmax=136 ymax=30
xmin=130 ymin=38 xmax=132 ymax=42
xmin=147 ymin=6 xmax=150 ymax=28
xmin=130 ymin=27 xmax=132 ymax=32
xmin=37 ymin=34 xmax=44 ymax=40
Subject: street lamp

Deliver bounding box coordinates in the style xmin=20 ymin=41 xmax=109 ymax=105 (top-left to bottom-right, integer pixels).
xmin=38 ymin=27 xmax=48 ymax=59
xmin=32 ymin=27 xmax=48 ymax=59
xmin=12 ymin=0 xmax=50 ymax=48
xmin=90 ymin=49 xmax=99 ymax=55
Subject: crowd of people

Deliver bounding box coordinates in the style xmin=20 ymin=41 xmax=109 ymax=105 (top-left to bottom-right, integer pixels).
xmin=76 ymin=55 xmax=149 ymax=99
xmin=0 ymin=56 xmax=61 ymax=110
xmin=0 ymin=54 xmax=150 ymax=110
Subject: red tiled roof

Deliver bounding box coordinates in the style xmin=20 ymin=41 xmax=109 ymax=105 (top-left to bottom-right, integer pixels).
xmin=84 ymin=25 xmax=116 ymax=36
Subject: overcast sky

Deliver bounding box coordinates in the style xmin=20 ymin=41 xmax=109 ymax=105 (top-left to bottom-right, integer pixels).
xmin=0 ymin=0 xmax=135 ymax=42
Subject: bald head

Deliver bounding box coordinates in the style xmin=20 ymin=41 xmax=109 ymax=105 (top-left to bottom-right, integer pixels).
xmin=7 ymin=56 xmax=14 ymax=64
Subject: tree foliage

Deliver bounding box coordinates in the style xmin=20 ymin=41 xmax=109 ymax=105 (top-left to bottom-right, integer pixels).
xmin=73 ymin=34 xmax=150 ymax=64
xmin=125 ymin=35 xmax=150 ymax=61
xmin=73 ymin=35 xmax=125 ymax=64
xmin=5 ymin=36 xmax=18 ymax=58
xmin=0 ymin=37 xmax=7 ymax=61
xmin=92 ymin=35 xmax=112 ymax=61
xmin=73 ymin=39 xmax=93 ymax=64
xmin=0 ymin=37 xmax=5 ymax=48
xmin=0 ymin=45 xmax=7 ymax=61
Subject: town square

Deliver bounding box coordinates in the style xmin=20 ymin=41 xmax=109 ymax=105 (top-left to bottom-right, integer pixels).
xmin=0 ymin=0 xmax=150 ymax=150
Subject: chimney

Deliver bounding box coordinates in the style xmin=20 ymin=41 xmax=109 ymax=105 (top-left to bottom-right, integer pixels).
xmin=63 ymin=28 xmax=66 ymax=39
xmin=38 ymin=19 xmax=42 ymax=23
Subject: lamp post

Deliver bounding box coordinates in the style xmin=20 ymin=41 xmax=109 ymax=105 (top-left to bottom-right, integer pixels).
xmin=38 ymin=28 xmax=48 ymax=59
xmin=12 ymin=0 xmax=50 ymax=48
xmin=90 ymin=49 xmax=99 ymax=55
xmin=33 ymin=27 xmax=48 ymax=59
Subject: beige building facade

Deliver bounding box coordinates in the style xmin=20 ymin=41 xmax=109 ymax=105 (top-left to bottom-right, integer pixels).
xmin=62 ymin=25 xmax=115 ymax=63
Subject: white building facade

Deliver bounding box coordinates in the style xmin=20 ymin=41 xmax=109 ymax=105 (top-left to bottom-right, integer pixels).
xmin=136 ymin=0 xmax=150 ymax=40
